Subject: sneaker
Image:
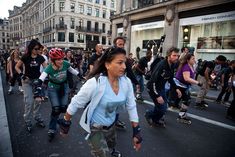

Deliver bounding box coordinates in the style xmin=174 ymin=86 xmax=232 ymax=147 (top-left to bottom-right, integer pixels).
xmin=19 ymin=88 xmax=24 ymax=92
xmin=111 ymin=149 xmax=122 ymax=157
xmin=153 ymin=120 xmax=166 ymax=127
xmin=195 ymin=102 xmax=208 ymax=109
xmin=201 ymin=101 xmax=209 ymax=107
xmin=177 ymin=115 xmax=192 ymax=124
xmin=48 ymin=129 xmax=56 ymax=142
xmin=115 ymin=120 xmax=126 ymax=129
xmin=35 ymin=118 xmax=46 ymax=128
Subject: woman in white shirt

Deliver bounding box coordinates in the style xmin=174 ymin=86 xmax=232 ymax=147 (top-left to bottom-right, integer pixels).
xmin=58 ymin=47 xmax=142 ymax=157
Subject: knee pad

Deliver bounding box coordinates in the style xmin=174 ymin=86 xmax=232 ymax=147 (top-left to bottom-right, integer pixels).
xmin=52 ymin=106 xmax=60 ymax=116
xmin=60 ymin=106 xmax=68 ymax=113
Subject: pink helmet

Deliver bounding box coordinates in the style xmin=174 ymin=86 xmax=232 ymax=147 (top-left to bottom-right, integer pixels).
xmin=49 ymin=48 xmax=65 ymax=60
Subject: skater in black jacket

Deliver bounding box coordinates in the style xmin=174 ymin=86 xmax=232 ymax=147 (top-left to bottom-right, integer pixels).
xmin=145 ymin=47 xmax=182 ymax=127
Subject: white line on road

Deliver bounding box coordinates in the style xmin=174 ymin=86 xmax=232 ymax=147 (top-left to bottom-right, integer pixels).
xmin=143 ymin=100 xmax=235 ymax=131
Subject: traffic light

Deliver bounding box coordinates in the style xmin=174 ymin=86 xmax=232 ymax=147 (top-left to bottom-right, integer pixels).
xmin=183 ymin=26 xmax=190 ymax=47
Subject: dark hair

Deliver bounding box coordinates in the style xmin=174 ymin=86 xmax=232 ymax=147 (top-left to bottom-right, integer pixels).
xmin=178 ymin=53 xmax=194 ymax=70
xmin=181 ymin=47 xmax=188 ymax=53
xmin=24 ymin=39 xmax=42 ymax=57
xmin=229 ymin=60 xmax=235 ymax=66
xmin=166 ymin=47 xmax=180 ymax=56
xmin=216 ymin=55 xmax=227 ymax=62
xmin=113 ymin=36 xmax=126 ymax=45
xmin=86 ymin=47 xmax=126 ymax=79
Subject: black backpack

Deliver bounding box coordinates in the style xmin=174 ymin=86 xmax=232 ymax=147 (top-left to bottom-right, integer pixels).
xmin=196 ymin=60 xmax=207 ymax=74
xmin=145 ymin=57 xmax=163 ymax=80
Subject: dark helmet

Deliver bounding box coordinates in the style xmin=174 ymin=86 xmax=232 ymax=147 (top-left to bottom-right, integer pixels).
xmin=49 ymin=48 xmax=65 ymax=60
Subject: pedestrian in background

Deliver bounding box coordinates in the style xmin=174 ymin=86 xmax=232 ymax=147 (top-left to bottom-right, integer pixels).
xmin=15 ymin=39 xmax=47 ymax=132
xmin=59 ymin=47 xmax=142 ymax=157
xmin=195 ymin=55 xmax=227 ymax=109
xmin=7 ymin=49 xmax=24 ymax=94
xmin=216 ymin=60 xmax=235 ymax=105
xmin=134 ymin=49 xmax=152 ymax=101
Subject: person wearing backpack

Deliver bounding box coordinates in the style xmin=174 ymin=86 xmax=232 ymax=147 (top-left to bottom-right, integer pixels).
xmin=134 ymin=49 xmax=152 ymax=101
xmin=145 ymin=47 xmax=182 ymax=127
xmin=216 ymin=60 xmax=235 ymax=104
xmin=195 ymin=55 xmax=227 ymax=109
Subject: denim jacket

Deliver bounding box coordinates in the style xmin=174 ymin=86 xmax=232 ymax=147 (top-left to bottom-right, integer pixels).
xmin=67 ymin=75 xmax=139 ymax=133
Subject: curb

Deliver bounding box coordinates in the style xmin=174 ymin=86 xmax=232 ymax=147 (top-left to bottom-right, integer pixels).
xmin=0 ymin=72 xmax=13 ymax=157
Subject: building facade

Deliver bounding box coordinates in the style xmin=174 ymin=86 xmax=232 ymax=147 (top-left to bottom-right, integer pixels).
xmin=111 ymin=0 xmax=235 ymax=60
xmin=0 ymin=18 xmax=10 ymax=51
xmin=8 ymin=0 xmax=116 ymax=51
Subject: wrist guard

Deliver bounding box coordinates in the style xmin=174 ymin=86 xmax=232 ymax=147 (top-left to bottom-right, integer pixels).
xmin=20 ymin=73 xmax=27 ymax=80
xmin=58 ymin=118 xmax=71 ymax=134
xmin=33 ymin=79 xmax=43 ymax=98
xmin=133 ymin=125 xmax=142 ymax=144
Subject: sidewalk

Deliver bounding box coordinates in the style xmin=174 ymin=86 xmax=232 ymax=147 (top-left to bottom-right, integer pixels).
xmin=0 ymin=72 xmax=13 ymax=157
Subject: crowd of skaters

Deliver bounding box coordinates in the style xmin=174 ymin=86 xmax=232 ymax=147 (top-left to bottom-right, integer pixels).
xmin=0 ymin=37 xmax=235 ymax=157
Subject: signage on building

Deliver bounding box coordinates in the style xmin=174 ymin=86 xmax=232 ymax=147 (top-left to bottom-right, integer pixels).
xmin=131 ymin=21 xmax=164 ymax=31
xmin=180 ymin=11 xmax=235 ymax=26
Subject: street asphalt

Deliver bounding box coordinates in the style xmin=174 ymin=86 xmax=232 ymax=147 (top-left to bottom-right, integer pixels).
xmin=0 ymin=70 xmax=234 ymax=157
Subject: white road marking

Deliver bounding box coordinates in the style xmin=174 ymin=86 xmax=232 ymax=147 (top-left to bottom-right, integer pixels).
xmin=143 ymin=100 xmax=235 ymax=131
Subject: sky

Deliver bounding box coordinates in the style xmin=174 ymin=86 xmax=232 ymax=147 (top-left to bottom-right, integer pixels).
xmin=0 ymin=0 xmax=25 ymax=19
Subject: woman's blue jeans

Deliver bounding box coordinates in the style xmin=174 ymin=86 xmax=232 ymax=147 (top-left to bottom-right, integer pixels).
xmin=48 ymin=84 xmax=69 ymax=131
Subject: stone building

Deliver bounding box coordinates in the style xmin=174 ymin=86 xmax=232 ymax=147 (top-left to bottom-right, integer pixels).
xmin=111 ymin=0 xmax=235 ymax=60
xmin=8 ymin=0 xmax=116 ymax=51
xmin=0 ymin=18 xmax=10 ymax=51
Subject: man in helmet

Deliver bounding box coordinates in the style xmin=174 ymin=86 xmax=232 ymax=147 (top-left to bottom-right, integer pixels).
xmin=35 ymin=48 xmax=80 ymax=142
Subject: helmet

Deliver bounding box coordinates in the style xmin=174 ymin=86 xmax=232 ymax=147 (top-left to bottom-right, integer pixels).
xmin=49 ymin=48 xmax=65 ymax=60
